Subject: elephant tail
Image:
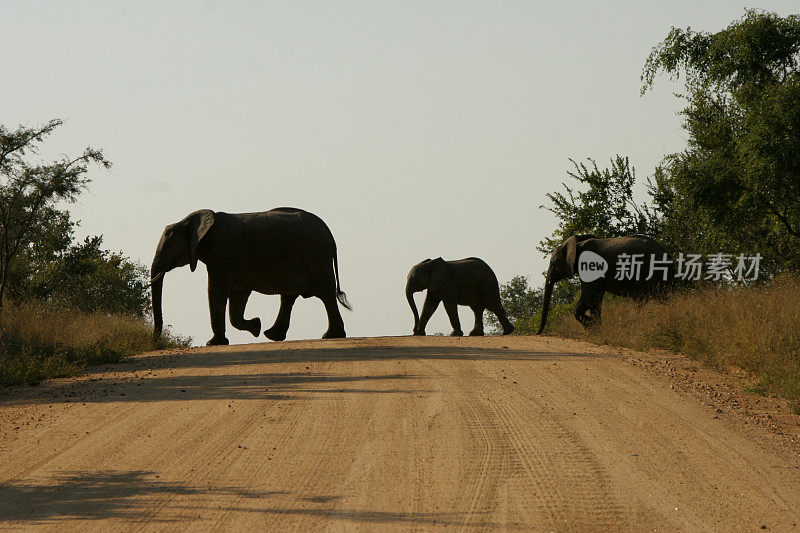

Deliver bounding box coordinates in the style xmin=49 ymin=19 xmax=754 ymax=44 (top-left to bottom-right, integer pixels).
xmin=333 ymin=248 xmax=352 ymax=311
xmin=337 ymin=289 xmax=352 ymax=310
xmin=318 ymin=214 xmax=352 ymax=311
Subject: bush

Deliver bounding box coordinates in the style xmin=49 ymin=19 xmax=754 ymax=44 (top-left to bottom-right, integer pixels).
xmin=0 ymin=300 xmax=191 ymax=387
xmin=13 ymin=234 xmax=151 ymax=318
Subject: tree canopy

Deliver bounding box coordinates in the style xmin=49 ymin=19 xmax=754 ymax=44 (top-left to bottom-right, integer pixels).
xmin=539 ymin=10 xmax=800 ymax=275
xmin=642 ymin=9 xmax=800 ymax=273
xmin=0 ymin=120 xmax=150 ymax=317
xmin=538 ymin=156 xmax=655 ymax=254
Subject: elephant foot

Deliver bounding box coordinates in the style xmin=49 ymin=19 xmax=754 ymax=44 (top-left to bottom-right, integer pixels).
xmin=206 ymin=335 xmax=229 ymax=346
xmin=264 ymin=326 xmax=287 ymax=342
xmin=576 ymin=312 xmax=599 ymax=329
xmin=413 ymin=329 xmax=426 ymax=336
xmin=450 ymin=330 xmax=464 ymax=337
xmin=468 ymin=329 xmax=484 ymax=336
xmin=502 ymin=324 xmax=515 ymax=335
xmin=322 ymin=328 xmax=346 ymax=339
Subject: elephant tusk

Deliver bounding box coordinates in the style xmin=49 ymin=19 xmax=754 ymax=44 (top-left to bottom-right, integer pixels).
xmin=149 ymin=272 xmax=165 ymax=285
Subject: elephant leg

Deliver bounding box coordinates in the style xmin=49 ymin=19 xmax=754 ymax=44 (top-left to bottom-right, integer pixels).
xmin=206 ymin=277 xmax=230 ymax=346
xmin=229 ymin=290 xmax=261 ymax=337
xmin=415 ymin=293 xmax=441 ymax=336
xmin=574 ymin=285 xmax=603 ymax=328
xmin=321 ymin=293 xmax=346 ymax=339
xmin=490 ymin=300 xmax=515 ymax=335
xmin=574 ymin=300 xmax=590 ymax=328
xmin=586 ymin=289 xmax=604 ymax=327
xmin=443 ymin=299 xmax=463 ymax=337
xmin=469 ymin=306 xmax=484 ymax=336
xmin=265 ymin=294 xmax=298 ymax=341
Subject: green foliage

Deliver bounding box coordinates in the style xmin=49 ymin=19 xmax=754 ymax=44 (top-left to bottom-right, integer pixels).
xmin=538 ymin=156 xmax=655 ymax=254
xmin=642 ymin=10 xmax=800 ymax=273
xmin=0 ymin=119 xmax=111 ymax=304
xmin=25 ymin=235 xmax=151 ymax=317
xmin=641 ymin=10 xmax=800 ymax=95
xmin=0 ymin=119 xmax=149 ymax=317
xmin=4 ymin=206 xmax=74 ymax=299
xmin=487 ymin=275 xmax=579 ymax=334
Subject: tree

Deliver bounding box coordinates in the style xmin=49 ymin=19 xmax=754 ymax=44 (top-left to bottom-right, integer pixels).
xmin=3 ymin=206 xmax=74 ymax=301
xmin=642 ymin=10 xmax=800 ymax=273
xmin=538 ymin=155 xmax=655 ymax=254
xmin=0 ymin=119 xmax=110 ymax=306
xmin=0 ymin=200 xmax=151 ymax=317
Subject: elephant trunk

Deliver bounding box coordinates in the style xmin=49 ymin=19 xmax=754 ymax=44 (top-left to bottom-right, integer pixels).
xmin=537 ymin=275 xmax=554 ymax=335
xmin=151 ymin=271 xmax=164 ymax=342
xmin=406 ymin=285 xmax=420 ymax=333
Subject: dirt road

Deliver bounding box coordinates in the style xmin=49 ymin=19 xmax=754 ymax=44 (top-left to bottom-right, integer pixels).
xmin=1 ymin=336 xmax=799 ymax=531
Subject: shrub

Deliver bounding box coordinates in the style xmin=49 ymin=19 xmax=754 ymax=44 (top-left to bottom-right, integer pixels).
xmin=0 ymin=300 xmax=190 ymax=386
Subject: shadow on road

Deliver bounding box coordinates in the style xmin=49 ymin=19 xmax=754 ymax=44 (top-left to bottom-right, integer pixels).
xmin=0 ymin=470 xmax=491 ymax=528
xmin=0 ymin=470 xmax=273 ymax=524
xmin=10 ymin=371 xmax=424 ymax=405
xmin=130 ymin=341 xmax=595 ymax=371
xmin=3 ymin=339 xmax=600 ymax=406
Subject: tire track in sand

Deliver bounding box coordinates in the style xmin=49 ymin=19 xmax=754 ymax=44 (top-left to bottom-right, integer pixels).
xmin=453 ymin=363 xmax=629 ymax=531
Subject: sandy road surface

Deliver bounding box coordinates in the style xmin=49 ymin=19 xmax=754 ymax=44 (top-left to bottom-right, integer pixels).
xmin=1 ymin=336 xmax=799 ymax=531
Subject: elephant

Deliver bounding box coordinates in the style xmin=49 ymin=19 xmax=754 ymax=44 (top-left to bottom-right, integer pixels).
xmin=537 ymin=234 xmax=671 ymax=334
xmin=406 ymin=257 xmax=515 ymax=336
xmin=150 ymin=207 xmax=351 ymax=346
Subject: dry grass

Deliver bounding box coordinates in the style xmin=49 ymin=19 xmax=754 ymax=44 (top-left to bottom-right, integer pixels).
xmin=0 ymin=300 xmax=191 ymax=386
xmin=550 ymin=274 xmax=800 ymax=409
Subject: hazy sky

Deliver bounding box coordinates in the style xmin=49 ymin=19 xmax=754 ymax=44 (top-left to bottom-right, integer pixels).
xmin=2 ymin=1 xmax=797 ymax=344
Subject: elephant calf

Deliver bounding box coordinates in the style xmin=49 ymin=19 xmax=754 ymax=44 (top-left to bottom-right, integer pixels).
xmin=406 ymin=257 xmax=514 ymax=336
xmin=151 ymin=207 xmax=351 ymax=346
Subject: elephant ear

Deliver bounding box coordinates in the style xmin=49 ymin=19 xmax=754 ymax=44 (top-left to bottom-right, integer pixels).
xmin=429 ymin=257 xmax=452 ymax=293
xmin=562 ymin=235 xmax=579 ymax=278
xmin=187 ymin=210 xmax=215 ymax=272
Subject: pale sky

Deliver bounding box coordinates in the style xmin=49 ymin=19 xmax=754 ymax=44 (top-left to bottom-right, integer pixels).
xmin=2 ymin=1 xmax=797 ymax=344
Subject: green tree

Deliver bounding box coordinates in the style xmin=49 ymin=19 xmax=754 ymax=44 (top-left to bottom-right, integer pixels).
xmin=3 ymin=206 xmax=74 ymax=301
xmin=642 ymin=10 xmax=800 ymax=273
xmin=538 ymin=155 xmax=655 ymax=254
xmin=0 ymin=119 xmax=110 ymax=305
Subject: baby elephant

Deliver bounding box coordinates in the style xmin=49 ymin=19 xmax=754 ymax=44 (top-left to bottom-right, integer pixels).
xmin=406 ymin=257 xmax=514 ymax=336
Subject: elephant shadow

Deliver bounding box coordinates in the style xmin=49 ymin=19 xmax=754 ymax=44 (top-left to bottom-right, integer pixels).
xmin=4 ymin=342 xmax=604 ymax=406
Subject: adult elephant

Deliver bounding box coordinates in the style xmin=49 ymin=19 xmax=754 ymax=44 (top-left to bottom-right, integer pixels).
xmin=406 ymin=257 xmax=514 ymax=337
xmin=537 ymin=234 xmax=671 ymax=334
xmin=150 ymin=207 xmax=351 ymax=346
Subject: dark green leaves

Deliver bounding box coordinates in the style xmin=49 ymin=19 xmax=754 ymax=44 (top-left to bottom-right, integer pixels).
xmin=538 ymin=156 xmax=655 ymax=254
xmin=642 ymin=10 xmax=800 ymax=273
